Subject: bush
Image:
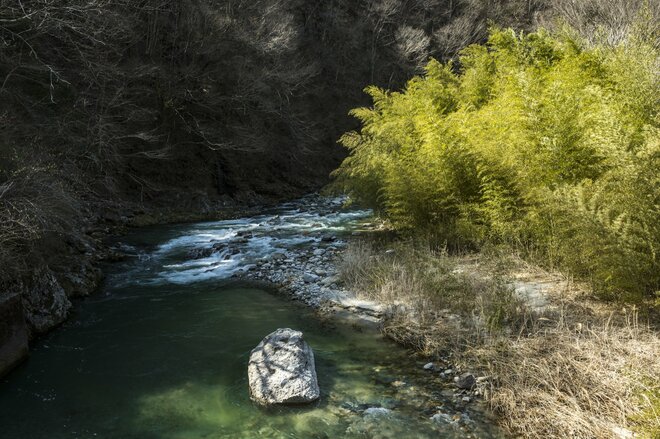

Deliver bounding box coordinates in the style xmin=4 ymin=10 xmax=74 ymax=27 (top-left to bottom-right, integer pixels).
xmin=339 ymin=241 xmax=660 ymax=438
xmin=333 ymin=26 xmax=659 ymax=301
xmin=338 ymin=241 xmax=528 ymax=350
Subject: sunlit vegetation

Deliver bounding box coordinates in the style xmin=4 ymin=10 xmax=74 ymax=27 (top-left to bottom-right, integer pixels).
xmin=339 ymin=241 xmax=660 ymax=438
xmin=0 ymin=0 xmax=549 ymax=289
xmin=333 ymin=26 xmax=659 ymax=302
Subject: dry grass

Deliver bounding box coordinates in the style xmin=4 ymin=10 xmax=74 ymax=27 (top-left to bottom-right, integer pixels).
xmin=473 ymin=314 xmax=660 ymax=438
xmin=339 ymin=240 xmax=660 ymax=438
xmin=339 ymin=240 xmax=530 ymax=347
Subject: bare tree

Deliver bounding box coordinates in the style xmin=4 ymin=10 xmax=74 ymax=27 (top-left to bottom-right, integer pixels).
xmin=396 ymin=25 xmax=431 ymax=69
xmin=542 ymin=0 xmax=659 ymax=46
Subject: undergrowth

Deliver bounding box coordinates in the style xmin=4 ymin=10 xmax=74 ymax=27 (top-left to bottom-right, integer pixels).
xmin=339 ymin=241 xmax=660 ymax=438
xmin=333 ymin=22 xmax=660 ymax=303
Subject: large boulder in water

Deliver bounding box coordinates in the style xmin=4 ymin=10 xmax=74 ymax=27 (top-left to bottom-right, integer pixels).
xmin=248 ymin=328 xmax=320 ymax=405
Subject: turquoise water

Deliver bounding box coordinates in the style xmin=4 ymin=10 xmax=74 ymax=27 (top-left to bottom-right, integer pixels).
xmin=0 ymin=199 xmax=500 ymax=438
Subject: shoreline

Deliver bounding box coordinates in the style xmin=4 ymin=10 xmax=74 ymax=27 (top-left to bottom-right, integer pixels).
xmin=11 ymin=194 xmax=497 ymax=436
xmin=0 ymin=194 xmax=291 ymax=378
xmin=235 ymin=220 xmax=492 ymax=432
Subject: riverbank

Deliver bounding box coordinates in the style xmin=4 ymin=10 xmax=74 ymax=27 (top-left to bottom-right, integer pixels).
xmin=228 ymin=198 xmax=496 ymax=427
xmin=334 ymin=241 xmax=660 ymax=438
xmin=224 ymin=197 xmax=659 ymax=438
xmin=5 ymin=194 xmax=656 ymax=438
xmin=0 ymin=192 xmax=287 ymax=378
xmin=1 ymin=196 xmax=507 ymax=438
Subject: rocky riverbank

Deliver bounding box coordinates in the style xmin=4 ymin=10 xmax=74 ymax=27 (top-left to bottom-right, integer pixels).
xmin=239 ymin=222 xmax=387 ymax=322
xmin=0 ymin=194 xmax=270 ymax=378
xmin=2 ymin=194 xmax=496 ymax=437
xmin=220 ymin=197 xmax=494 ymax=431
xmin=237 ymin=237 xmax=492 ymax=413
xmin=0 ymin=230 xmax=103 ymax=377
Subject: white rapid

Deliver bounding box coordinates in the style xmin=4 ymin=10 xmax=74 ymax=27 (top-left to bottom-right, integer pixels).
xmin=115 ymin=196 xmax=372 ymax=286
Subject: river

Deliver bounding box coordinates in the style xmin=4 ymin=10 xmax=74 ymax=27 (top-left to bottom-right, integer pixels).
xmin=0 ymin=196 xmax=500 ymax=438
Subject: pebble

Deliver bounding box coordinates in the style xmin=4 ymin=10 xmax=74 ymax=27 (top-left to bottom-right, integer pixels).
xmin=454 ymin=373 xmax=476 ymax=390
xmin=303 ymin=273 xmax=319 ymax=283
xmin=423 ymin=362 xmax=435 ymax=371
xmin=430 ymin=412 xmax=453 ymax=424
xmin=321 ymin=275 xmax=340 ymax=286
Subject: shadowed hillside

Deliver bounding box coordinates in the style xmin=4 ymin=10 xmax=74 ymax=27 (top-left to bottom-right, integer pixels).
xmin=0 ymin=0 xmax=550 ymax=322
xmin=1 ymin=0 xmax=655 ymax=337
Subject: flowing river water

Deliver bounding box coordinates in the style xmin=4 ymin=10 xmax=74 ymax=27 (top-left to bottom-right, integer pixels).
xmin=0 ymin=197 xmax=501 ymax=438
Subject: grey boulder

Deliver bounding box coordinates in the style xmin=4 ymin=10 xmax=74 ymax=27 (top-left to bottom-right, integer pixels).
xmin=248 ymin=328 xmax=320 ymax=405
xmin=21 ymin=268 xmax=72 ymax=335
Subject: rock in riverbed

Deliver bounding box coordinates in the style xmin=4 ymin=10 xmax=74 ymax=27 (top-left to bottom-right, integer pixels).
xmin=303 ymin=273 xmax=319 ymax=283
xmin=454 ymin=373 xmax=476 ymax=390
xmin=248 ymin=328 xmax=320 ymax=405
xmin=21 ymin=268 xmax=72 ymax=335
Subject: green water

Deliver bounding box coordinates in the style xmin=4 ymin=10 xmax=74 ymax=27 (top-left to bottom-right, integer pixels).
xmin=0 ymin=202 xmax=500 ymax=438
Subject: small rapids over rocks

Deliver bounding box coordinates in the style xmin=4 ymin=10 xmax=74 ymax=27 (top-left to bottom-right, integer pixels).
xmin=117 ymin=196 xmax=385 ymax=316
xmin=118 ymin=196 xmax=370 ymax=288
xmin=0 ymin=195 xmax=502 ymax=439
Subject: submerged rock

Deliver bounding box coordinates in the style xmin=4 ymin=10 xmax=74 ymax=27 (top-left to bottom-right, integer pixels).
xmin=363 ymin=407 xmax=391 ymax=417
xmin=248 ymin=328 xmax=320 ymax=405
xmin=431 ymin=411 xmax=475 ymax=428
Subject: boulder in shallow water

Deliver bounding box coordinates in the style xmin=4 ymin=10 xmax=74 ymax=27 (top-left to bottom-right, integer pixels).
xmin=248 ymin=328 xmax=320 ymax=405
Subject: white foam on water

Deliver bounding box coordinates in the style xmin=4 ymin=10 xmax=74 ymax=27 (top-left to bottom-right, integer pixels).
xmin=156 ymin=230 xmax=236 ymax=254
xmin=159 ymin=258 xmax=243 ymax=284
xmin=127 ymin=197 xmax=372 ymax=286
